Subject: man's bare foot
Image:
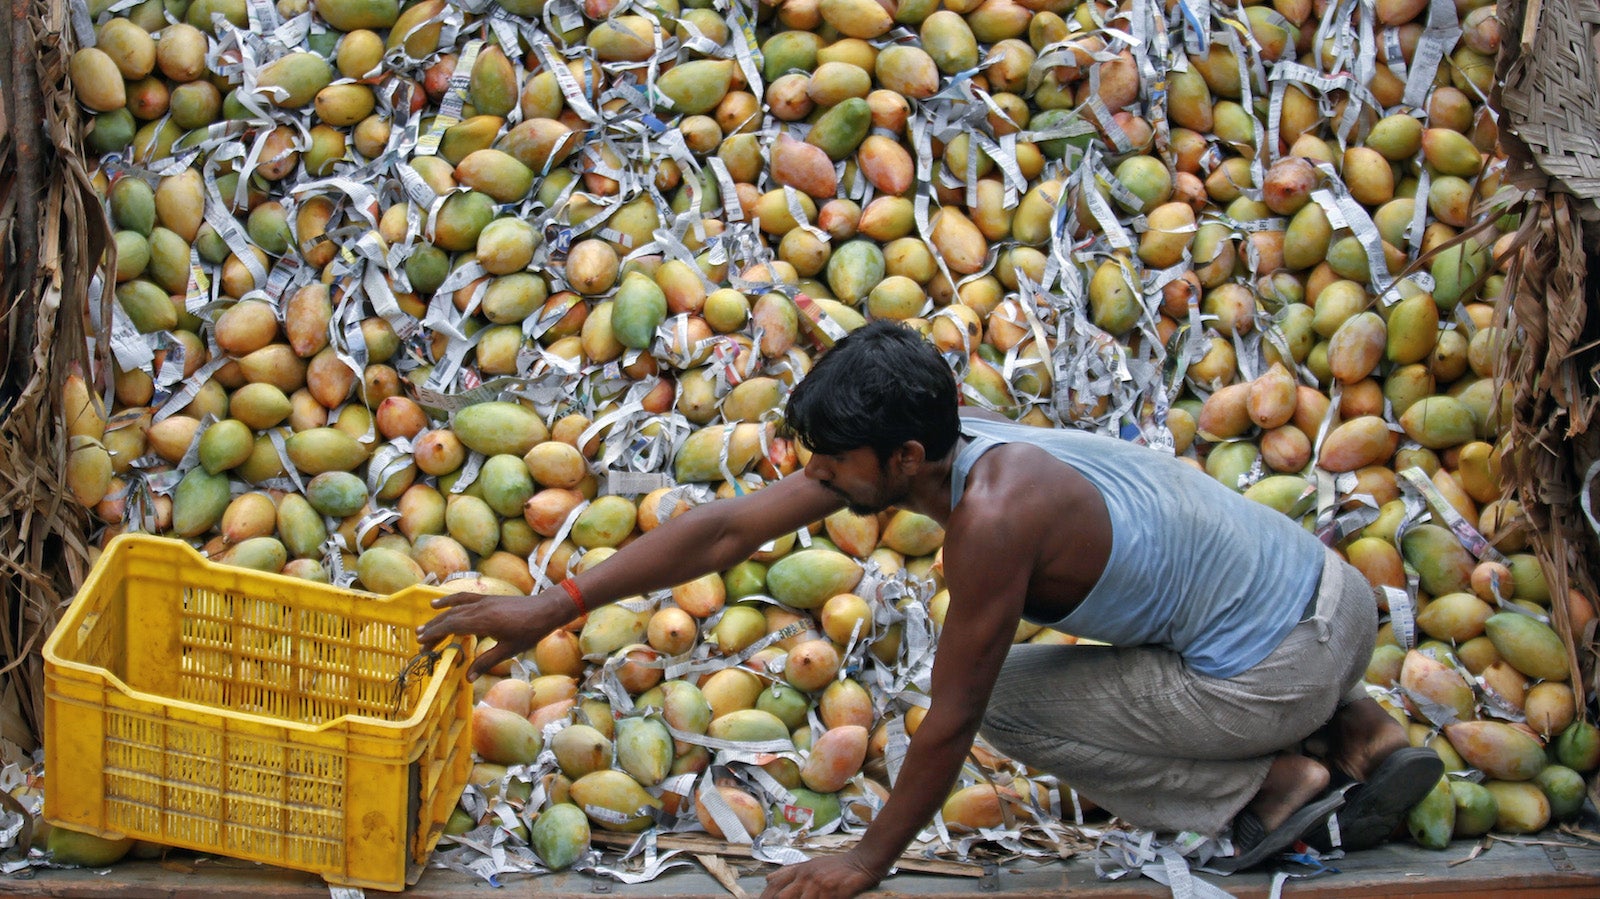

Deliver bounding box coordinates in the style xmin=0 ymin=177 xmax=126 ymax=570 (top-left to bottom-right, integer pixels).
xmin=1328 ymin=698 xmax=1410 ymax=783
xmin=1246 ymin=754 xmax=1330 ymax=832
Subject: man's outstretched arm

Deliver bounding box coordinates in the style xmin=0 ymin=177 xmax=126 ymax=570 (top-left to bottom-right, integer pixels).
xmin=418 ymin=471 xmax=845 ymax=678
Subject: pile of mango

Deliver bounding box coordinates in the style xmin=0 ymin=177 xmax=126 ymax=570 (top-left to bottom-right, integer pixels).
xmin=442 ymin=512 xmax=1080 ymax=865
xmin=53 ymin=0 xmax=1599 ymax=869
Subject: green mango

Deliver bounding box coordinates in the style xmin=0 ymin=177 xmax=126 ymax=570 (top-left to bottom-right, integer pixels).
xmin=1406 ymin=775 xmax=1455 ymax=849
xmin=172 ymin=466 xmax=230 ymax=537
xmin=611 ymin=272 xmax=668 ymax=350
xmin=530 ymin=803 xmax=590 ymax=869
xmin=805 ymin=97 xmax=871 ymax=161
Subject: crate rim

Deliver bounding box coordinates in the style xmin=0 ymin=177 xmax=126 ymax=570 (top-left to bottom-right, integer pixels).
xmin=42 ymin=533 xmax=468 ymax=736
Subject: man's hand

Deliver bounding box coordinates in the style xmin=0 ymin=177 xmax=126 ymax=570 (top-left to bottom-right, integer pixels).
xmin=416 ymin=589 xmax=574 ymax=680
xmin=760 ymin=853 xmax=882 ymax=899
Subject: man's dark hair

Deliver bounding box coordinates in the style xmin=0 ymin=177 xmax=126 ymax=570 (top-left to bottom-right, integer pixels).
xmin=782 ymin=319 xmax=961 ymax=463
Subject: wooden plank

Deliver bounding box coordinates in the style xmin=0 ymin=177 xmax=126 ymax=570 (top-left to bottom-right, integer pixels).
xmin=4 ymin=832 xmax=1598 ymax=898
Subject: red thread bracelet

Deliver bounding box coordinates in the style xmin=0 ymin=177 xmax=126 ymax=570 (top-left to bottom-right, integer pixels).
xmin=559 ymin=577 xmax=587 ymax=616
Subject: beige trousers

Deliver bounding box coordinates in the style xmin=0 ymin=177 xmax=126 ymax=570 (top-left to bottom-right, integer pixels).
xmin=979 ymin=549 xmax=1378 ymax=834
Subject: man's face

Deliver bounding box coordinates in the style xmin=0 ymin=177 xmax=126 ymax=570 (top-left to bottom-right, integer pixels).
xmin=802 ymin=446 xmax=904 ymax=515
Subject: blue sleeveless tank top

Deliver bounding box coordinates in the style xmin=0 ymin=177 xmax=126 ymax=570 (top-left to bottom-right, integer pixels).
xmin=950 ymin=418 xmax=1323 ymax=678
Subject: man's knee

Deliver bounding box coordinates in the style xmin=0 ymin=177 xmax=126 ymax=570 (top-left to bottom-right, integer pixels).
xmin=977 ymin=689 xmax=1036 ymax=745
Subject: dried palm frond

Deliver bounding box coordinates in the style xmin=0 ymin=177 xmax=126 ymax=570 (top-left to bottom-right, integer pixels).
xmin=1493 ymin=0 xmax=1600 ymax=722
xmin=0 ymin=0 xmax=109 ymax=751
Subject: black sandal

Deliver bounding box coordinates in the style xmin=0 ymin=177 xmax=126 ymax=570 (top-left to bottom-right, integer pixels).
xmin=1216 ymin=789 xmax=1346 ymax=873
xmin=1304 ymin=747 xmax=1444 ymax=853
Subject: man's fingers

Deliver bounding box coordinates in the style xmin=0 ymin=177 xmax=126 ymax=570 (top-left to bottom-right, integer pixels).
xmin=467 ymin=639 xmax=515 ymax=682
xmin=761 ymin=865 xmax=796 ymax=899
xmin=416 ymin=610 xmax=465 ymax=647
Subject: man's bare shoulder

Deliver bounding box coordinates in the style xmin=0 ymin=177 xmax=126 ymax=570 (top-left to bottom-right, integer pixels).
xmin=950 ymin=440 xmax=1086 ymax=529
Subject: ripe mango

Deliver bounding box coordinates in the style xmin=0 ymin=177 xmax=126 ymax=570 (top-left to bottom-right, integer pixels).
xmin=497 ymin=118 xmax=579 ymax=174
xmin=453 ymin=402 xmax=548 ymax=457
xmin=1444 ymin=721 xmax=1547 ymax=781
xmin=767 ymin=548 xmax=864 ymax=610
xmin=1138 ymin=203 xmax=1195 ymax=269
xmin=1422 ymin=128 xmax=1484 ymax=178
xmin=921 ymin=10 xmax=979 ymax=72
xmin=551 ymin=723 xmax=613 ymax=780
xmin=1399 ymin=396 xmax=1476 ymax=450
xmin=570 ymin=770 xmax=662 ymax=833
xmin=640 ymin=680 xmax=712 ymax=749
xmin=71 ymin=48 xmax=127 ymax=112
xmin=1483 ymin=780 xmax=1550 ymax=834
xmin=674 ymin=422 xmax=768 ymax=482
xmin=578 ymin=604 xmax=650 ymax=658
xmin=316 ymin=0 xmax=398 ymax=29
xmin=220 ymin=491 xmax=276 ymax=545
xmin=218 ymin=536 xmax=288 ymax=573
xmin=472 ymin=705 xmax=543 ymax=767
xmin=1247 ymin=364 xmax=1297 ymax=429
xmin=1366 ymin=643 xmax=1405 ymax=686
xmin=1328 ymin=312 xmax=1386 ymax=384
xmin=1088 ymin=258 xmax=1140 ymax=337
xmin=655 ymin=60 xmax=735 ymax=115
xmin=1319 ymin=416 xmax=1398 ymax=472
xmin=67 ymin=439 xmax=114 ymax=508
xmin=455 ymin=149 xmax=534 ymax=203
xmin=1386 ymin=293 xmax=1440 ymax=364
xmin=801 ymin=725 xmax=868 ymax=793
xmin=386 ymin=0 xmax=446 ymax=56
xmin=357 ymin=547 xmax=424 ymax=594
xmin=1401 ymin=524 xmax=1474 ymax=596
xmin=469 ymin=46 xmax=518 ymax=117
xmin=256 ymin=52 xmax=334 ymax=108
xmin=880 ymin=510 xmax=943 ymax=556
xmin=1399 ymin=650 xmax=1475 ymax=723
xmin=286 ymin=427 xmax=367 ymax=474
xmin=445 ymin=494 xmax=500 ymax=557
xmin=1416 ymin=592 xmax=1492 ymax=643
xmin=941 ymin=784 xmax=1012 ymax=829
xmin=707 ymin=708 xmax=791 ymax=745
xmin=696 ymin=785 xmax=766 ymax=840
xmin=1523 ymin=678 xmax=1574 ymax=735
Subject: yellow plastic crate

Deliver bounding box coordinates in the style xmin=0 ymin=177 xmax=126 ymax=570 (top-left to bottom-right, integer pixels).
xmin=43 ymin=534 xmax=474 ymax=891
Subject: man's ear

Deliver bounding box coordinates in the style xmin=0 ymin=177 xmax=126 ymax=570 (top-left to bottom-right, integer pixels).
xmin=894 ymin=440 xmax=928 ymax=473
